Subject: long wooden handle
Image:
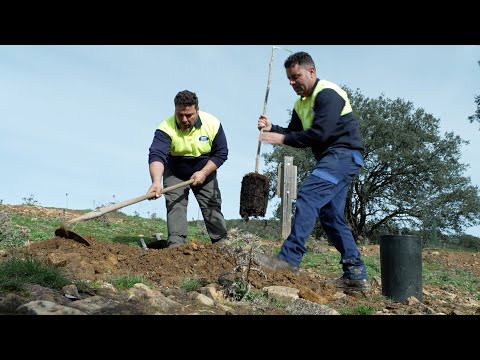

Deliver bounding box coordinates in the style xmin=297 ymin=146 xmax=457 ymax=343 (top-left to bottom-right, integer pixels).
xmin=255 ymin=46 xmax=276 ymax=173
xmin=65 ymin=179 xmax=195 ymax=224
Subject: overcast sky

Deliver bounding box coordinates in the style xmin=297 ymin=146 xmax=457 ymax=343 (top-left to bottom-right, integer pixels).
xmin=1 ymin=45 xmax=479 ymax=236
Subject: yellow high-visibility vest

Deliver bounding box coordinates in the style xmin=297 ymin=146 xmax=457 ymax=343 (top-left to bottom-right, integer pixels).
xmin=158 ymin=111 xmax=220 ymax=157
xmin=294 ymin=80 xmax=352 ymax=130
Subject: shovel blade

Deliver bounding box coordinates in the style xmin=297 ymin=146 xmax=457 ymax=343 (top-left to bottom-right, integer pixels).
xmin=55 ymin=228 xmax=91 ymax=246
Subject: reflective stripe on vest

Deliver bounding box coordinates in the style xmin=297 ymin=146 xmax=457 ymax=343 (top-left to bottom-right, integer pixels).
xmin=158 ymin=111 xmax=220 ymax=157
xmin=294 ymin=80 xmax=352 ymax=130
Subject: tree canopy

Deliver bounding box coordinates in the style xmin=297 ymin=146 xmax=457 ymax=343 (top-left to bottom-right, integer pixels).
xmin=468 ymin=61 xmax=480 ymax=127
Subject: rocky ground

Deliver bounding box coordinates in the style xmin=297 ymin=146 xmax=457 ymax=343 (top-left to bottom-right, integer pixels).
xmin=0 ymin=204 xmax=479 ymax=315
xmin=0 ymin=235 xmax=478 ymax=315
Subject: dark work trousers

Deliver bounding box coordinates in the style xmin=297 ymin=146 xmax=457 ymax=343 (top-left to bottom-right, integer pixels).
xmin=163 ymin=168 xmax=228 ymax=247
xmin=278 ymin=148 xmax=368 ymax=280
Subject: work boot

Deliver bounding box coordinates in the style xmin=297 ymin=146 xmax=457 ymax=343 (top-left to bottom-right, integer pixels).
xmin=254 ymin=253 xmax=299 ymax=275
xmin=330 ymin=277 xmax=371 ymax=292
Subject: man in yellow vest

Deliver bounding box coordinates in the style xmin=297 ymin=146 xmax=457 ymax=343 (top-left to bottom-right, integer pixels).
xmin=147 ymin=90 xmax=228 ymax=248
xmin=255 ymin=52 xmax=370 ymax=291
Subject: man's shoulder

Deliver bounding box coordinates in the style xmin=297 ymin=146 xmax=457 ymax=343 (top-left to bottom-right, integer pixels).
xmin=314 ymin=82 xmax=347 ymax=104
xmin=199 ymin=110 xmax=217 ymax=119
xmin=318 ymin=79 xmax=338 ymax=87
xmin=158 ymin=115 xmax=176 ymax=130
xmin=199 ymin=111 xmax=221 ymax=125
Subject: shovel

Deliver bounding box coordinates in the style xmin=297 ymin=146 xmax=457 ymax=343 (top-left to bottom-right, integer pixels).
xmin=55 ymin=179 xmax=194 ymax=246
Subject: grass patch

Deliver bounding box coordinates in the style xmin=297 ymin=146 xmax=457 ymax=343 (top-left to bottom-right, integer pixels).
xmin=338 ymin=304 xmax=377 ymax=315
xmin=244 ymin=288 xmax=264 ymax=302
xmin=423 ymin=262 xmax=480 ymax=299
xmin=244 ymin=289 xmax=288 ymax=309
xmin=8 ymin=211 xmax=168 ymax=247
xmin=0 ymin=256 xmax=70 ymax=294
xmin=274 ymin=247 xmax=381 ymax=281
xmin=8 ymin=214 xmax=58 ymax=242
xmin=224 ymin=219 xmax=284 ymax=241
xmin=180 ymin=276 xmax=208 ymax=292
xmin=363 ymin=255 xmax=381 ymax=279
xmin=109 ymin=275 xmax=152 ymax=290
xmin=187 ymin=223 xmax=210 ymax=244
xmin=0 ymin=212 xmax=30 ymax=248
xmin=300 ymin=250 xmax=341 ymax=277
xmin=299 ymin=250 xmax=382 ymax=279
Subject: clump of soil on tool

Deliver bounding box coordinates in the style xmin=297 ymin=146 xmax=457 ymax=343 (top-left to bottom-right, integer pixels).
xmin=239 ymin=172 xmax=269 ymax=219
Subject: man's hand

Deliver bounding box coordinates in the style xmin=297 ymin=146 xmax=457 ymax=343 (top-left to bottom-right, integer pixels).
xmin=191 ymin=170 xmax=207 ymax=186
xmin=147 ymin=182 xmax=163 ymax=199
xmin=258 ymin=114 xmax=272 ymax=131
xmin=259 ymin=132 xmax=285 ymax=145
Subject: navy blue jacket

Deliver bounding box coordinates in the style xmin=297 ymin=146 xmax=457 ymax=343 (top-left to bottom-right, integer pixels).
xmin=148 ymin=115 xmax=228 ymax=180
xmin=271 ymin=79 xmax=364 ymax=161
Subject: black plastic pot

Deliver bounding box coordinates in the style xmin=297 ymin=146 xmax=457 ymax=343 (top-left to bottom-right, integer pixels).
xmin=380 ymin=235 xmax=423 ymax=302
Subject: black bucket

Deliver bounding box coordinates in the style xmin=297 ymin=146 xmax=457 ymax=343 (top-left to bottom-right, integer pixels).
xmin=380 ymin=235 xmax=423 ymax=302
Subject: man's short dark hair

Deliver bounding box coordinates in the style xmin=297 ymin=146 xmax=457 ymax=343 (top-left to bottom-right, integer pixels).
xmin=284 ymin=51 xmax=315 ymax=69
xmin=174 ymin=90 xmax=199 ymax=109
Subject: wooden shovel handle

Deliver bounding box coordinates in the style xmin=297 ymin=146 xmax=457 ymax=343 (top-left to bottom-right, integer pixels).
xmin=65 ymin=179 xmax=194 ymax=224
xmin=255 ymin=46 xmax=275 ymax=174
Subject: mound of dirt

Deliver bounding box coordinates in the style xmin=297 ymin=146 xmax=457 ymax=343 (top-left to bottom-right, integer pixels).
xmin=22 ymin=236 xmax=336 ymax=295
xmin=7 ymin=235 xmax=476 ymax=315
xmin=1 ymin=204 xmax=479 ymax=315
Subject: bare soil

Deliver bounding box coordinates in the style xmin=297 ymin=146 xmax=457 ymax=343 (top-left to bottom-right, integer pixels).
xmin=2 ymin=204 xmax=479 ymax=315
xmin=17 ymin=235 xmax=480 ymax=315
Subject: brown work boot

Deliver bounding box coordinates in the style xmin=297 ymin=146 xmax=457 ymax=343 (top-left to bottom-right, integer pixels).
xmin=253 ymin=253 xmax=299 ymax=275
xmin=330 ymin=277 xmax=371 ymax=292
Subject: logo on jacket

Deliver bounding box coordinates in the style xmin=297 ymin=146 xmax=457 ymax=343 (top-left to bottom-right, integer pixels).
xmin=199 ymin=136 xmax=209 ymax=141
